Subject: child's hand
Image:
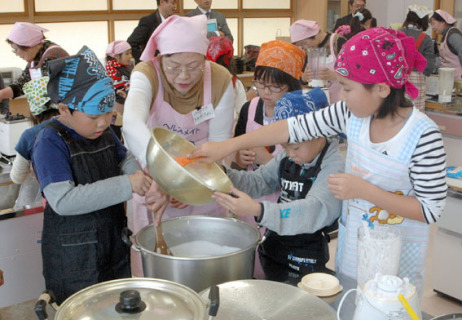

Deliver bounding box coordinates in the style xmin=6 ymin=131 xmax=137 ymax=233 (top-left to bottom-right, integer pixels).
xmin=319 ymin=68 xmax=337 ymax=81
xmin=302 ymin=67 xmax=314 ymax=83
xmin=236 ymin=149 xmax=256 ymax=167
xmin=145 ymin=181 xmax=170 ymax=226
xmin=129 ymin=170 xmax=153 ymax=196
xmin=328 ymin=173 xmax=368 ymax=200
xmin=189 ymin=141 xmax=232 ymax=164
xmin=212 ymin=186 xmax=262 ymax=217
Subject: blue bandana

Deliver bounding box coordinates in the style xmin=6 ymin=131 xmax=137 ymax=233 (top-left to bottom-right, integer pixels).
xmin=273 ymin=87 xmax=329 ymax=121
xmin=47 ymin=46 xmax=115 ymax=115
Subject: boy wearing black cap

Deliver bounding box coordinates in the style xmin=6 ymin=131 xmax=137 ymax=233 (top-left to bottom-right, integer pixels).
xmin=32 ymin=46 xmax=154 ymax=303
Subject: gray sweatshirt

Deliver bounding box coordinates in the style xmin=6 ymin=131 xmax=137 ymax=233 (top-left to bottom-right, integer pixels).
xmin=226 ymin=139 xmax=344 ymax=236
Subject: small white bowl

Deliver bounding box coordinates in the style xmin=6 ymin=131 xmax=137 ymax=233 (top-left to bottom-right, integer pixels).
xmin=301 ymin=273 xmax=340 ymax=291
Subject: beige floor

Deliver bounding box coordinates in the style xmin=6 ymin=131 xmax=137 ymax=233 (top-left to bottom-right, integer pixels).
xmin=327 ymin=224 xmax=462 ymax=318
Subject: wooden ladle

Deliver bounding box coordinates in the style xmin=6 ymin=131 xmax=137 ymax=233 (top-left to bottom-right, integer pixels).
xmin=153 ymin=213 xmax=173 ymax=256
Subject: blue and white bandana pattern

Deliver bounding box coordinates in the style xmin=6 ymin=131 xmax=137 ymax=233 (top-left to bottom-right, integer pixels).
xmin=47 ymin=46 xmax=115 ymax=115
xmin=273 ymin=87 xmax=329 ymax=121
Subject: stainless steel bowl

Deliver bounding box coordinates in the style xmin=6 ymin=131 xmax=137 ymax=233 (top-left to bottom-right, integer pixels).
xmin=146 ymin=128 xmax=232 ymax=205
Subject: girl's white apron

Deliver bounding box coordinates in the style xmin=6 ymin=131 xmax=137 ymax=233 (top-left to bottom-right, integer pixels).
xmin=335 ymin=111 xmax=434 ymax=299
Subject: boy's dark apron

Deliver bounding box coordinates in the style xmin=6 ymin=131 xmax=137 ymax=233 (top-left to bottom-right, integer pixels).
xmin=259 ymin=142 xmax=335 ymax=282
xmin=41 ymin=122 xmax=130 ymax=304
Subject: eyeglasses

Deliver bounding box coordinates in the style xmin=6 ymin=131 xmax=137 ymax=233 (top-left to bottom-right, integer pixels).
xmin=164 ymin=65 xmax=204 ymax=76
xmin=252 ymin=80 xmax=286 ymax=93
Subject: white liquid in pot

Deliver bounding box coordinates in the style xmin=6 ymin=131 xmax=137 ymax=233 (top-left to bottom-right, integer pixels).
xmin=169 ymin=240 xmax=241 ymax=257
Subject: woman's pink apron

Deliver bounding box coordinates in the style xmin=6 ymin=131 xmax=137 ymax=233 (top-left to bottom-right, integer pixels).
xmin=130 ymin=58 xmax=228 ymax=276
xmin=440 ymin=27 xmax=462 ymax=79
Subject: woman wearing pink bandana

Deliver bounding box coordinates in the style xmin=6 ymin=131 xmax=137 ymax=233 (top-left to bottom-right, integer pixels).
xmin=289 ymin=19 xmax=347 ymax=103
xmin=191 ymin=27 xmax=447 ymax=301
xmin=0 ymin=22 xmax=68 ymax=110
xmin=123 ymin=15 xmax=235 ymax=276
xmin=430 ymin=9 xmax=462 ymax=79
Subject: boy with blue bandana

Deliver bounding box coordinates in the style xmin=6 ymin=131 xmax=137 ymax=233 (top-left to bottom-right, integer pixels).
xmin=213 ymin=88 xmax=344 ymax=282
xmin=32 ymin=46 xmax=153 ymax=303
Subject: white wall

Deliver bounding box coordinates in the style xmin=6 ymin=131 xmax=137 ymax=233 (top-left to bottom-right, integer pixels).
xmin=367 ymin=0 xmax=434 ymax=28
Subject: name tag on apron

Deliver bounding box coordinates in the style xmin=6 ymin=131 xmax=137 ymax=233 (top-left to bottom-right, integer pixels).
xmin=192 ymin=103 xmax=215 ymax=125
xmin=29 ymin=68 xmax=43 ymax=80
xmin=326 ymin=55 xmax=334 ymax=64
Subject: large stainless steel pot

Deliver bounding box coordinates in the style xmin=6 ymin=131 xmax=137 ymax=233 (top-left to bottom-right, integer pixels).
xmin=35 ymin=278 xmax=219 ymax=320
xmin=146 ymin=127 xmax=232 ymax=205
xmin=200 ymin=279 xmax=337 ymax=320
xmin=126 ymin=216 xmax=261 ymax=292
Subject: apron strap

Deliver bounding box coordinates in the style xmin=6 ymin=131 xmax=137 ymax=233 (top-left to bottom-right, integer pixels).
xmin=31 ymin=45 xmax=60 ymax=69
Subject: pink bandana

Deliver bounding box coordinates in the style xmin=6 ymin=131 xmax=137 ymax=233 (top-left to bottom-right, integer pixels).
xmin=140 ymin=15 xmax=209 ymax=61
xmin=335 ymin=27 xmax=427 ymax=99
xmin=335 ymin=25 xmax=351 ymax=36
xmin=106 ymin=40 xmax=131 ymax=58
xmin=434 ymin=9 xmax=457 ymax=25
xmin=8 ymin=22 xmax=48 ymax=47
xmin=289 ymin=20 xmax=320 ymax=43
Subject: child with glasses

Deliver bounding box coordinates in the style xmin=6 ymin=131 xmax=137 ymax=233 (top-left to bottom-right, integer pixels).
xmin=234 ymin=40 xmax=304 ymax=172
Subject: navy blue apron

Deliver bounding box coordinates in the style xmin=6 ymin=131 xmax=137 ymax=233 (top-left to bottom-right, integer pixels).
xmin=259 ymin=142 xmax=335 ymax=282
xmin=41 ymin=121 xmax=130 ymax=304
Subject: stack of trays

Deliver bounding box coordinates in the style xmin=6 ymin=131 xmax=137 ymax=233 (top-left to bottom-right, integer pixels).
xmin=297 ymin=273 xmax=343 ymax=297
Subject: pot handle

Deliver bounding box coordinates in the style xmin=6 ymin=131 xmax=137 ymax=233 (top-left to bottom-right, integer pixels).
xmin=208 ymin=285 xmax=220 ymax=319
xmin=122 ymin=227 xmax=141 ymax=252
xmin=258 ymin=228 xmax=269 ymax=245
xmin=34 ymin=290 xmax=58 ymax=320
xmin=336 ymin=288 xmax=359 ymax=320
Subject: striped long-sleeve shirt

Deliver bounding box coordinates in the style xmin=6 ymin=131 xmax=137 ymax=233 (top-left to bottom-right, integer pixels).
xmin=287 ymin=101 xmax=447 ymax=224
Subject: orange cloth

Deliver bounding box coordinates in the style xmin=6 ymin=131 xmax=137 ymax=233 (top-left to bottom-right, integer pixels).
xmin=255 ymin=40 xmax=306 ymax=80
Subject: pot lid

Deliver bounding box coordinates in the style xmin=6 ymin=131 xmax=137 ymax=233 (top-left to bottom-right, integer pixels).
xmin=200 ymin=279 xmax=336 ymax=320
xmin=55 ymin=278 xmax=207 ymax=320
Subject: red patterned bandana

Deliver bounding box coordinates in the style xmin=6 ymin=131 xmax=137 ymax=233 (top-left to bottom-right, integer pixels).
xmin=105 ymin=59 xmax=129 ymax=91
xmin=335 ymin=27 xmax=427 ymax=99
xmin=206 ymin=36 xmax=234 ymax=66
